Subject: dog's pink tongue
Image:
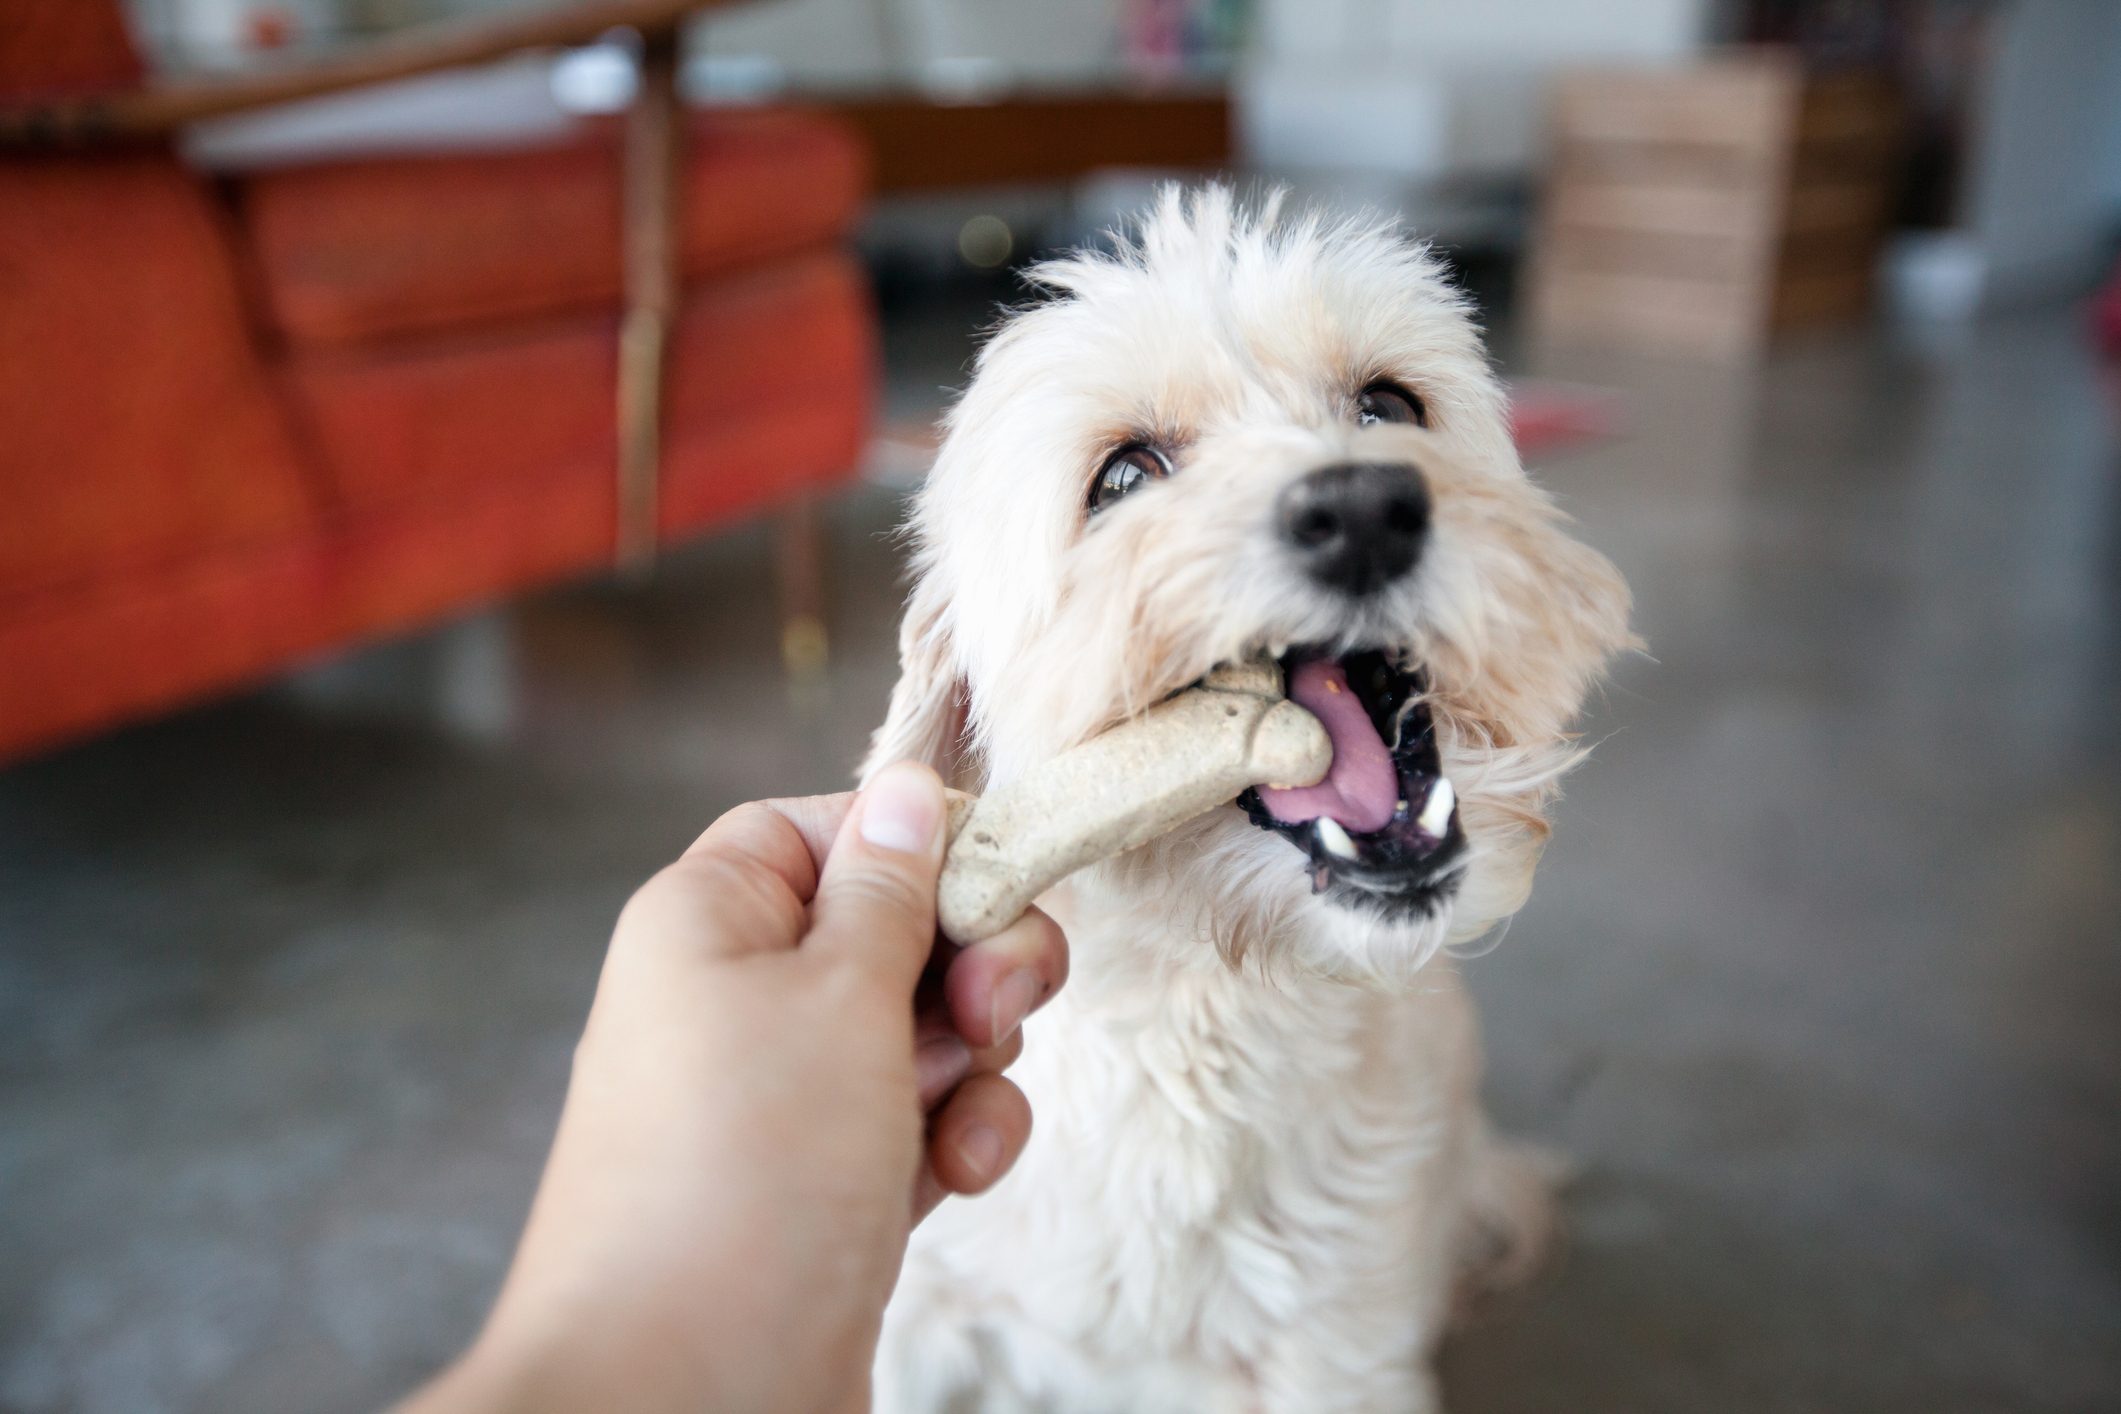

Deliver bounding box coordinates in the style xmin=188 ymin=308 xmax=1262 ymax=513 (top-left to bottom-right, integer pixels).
xmin=1257 ymin=660 xmax=1398 ymax=833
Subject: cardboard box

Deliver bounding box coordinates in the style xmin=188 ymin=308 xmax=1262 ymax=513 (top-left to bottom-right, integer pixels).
xmin=1528 ymin=52 xmax=1903 ymax=357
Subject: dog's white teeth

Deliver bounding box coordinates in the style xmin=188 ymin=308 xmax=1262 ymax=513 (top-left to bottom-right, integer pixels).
xmin=1417 ymin=777 xmax=1456 ymax=838
xmin=1267 ymin=640 xmax=1289 ymax=661
xmin=1314 ymin=817 xmax=1359 ymax=860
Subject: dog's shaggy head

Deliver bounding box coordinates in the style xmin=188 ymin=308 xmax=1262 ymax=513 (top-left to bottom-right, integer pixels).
xmin=866 ymin=187 xmax=1633 ymax=982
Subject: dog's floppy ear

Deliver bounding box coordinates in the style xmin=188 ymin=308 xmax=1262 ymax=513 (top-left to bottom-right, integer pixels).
xmin=860 ymin=568 xmax=973 ymax=787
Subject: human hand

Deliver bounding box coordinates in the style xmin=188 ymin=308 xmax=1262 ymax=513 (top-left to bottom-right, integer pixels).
xmin=402 ymin=763 xmax=1067 ymax=1413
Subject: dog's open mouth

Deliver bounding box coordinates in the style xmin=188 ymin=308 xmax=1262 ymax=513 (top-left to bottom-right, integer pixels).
xmin=1237 ymin=649 xmax=1466 ymax=914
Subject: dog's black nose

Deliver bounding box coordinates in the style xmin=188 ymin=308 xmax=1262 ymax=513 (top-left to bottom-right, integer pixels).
xmin=1277 ymin=461 xmax=1430 ymax=596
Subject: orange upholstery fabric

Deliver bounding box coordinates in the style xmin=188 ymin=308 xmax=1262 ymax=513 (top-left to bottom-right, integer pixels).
xmin=287 ymin=252 xmax=873 ymax=518
xmin=658 ymin=258 xmax=875 ymax=534
xmin=0 ymin=5 xmax=878 ymax=764
xmin=0 ymin=157 xmax=316 ymax=599
xmin=1 ymin=99 xmax=876 ymax=763
xmin=0 ymin=380 xmax=865 ymax=759
xmin=0 ymin=0 xmax=142 ymax=96
xmin=241 ymin=108 xmax=867 ymax=346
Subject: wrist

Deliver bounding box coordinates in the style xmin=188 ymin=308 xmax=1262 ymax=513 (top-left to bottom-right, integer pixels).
xmin=399 ymin=1307 xmax=626 ymax=1414
xmin=396 ymin=1341 xmax=536 ymax=1414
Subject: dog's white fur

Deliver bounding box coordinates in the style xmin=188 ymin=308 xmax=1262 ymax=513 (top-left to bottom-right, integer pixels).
xmin=863 ymin=188 xmax=1633 ymax=1412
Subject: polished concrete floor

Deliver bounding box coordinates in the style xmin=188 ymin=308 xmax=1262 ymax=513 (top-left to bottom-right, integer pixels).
xmin=2 ymin=302 xmax=2118 ymax=1413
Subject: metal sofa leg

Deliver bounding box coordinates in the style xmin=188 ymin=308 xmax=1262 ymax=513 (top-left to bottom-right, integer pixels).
xmin=775 ymin=494 xmax=829 ymax=680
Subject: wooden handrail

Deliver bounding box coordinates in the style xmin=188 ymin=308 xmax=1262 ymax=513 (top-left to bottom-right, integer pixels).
xmin=0 ymin=0 xmax=743 ymax=148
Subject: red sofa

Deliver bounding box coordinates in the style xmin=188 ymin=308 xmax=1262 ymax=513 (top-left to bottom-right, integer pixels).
xmin=0 ymin=1 xmax=877 ymax=764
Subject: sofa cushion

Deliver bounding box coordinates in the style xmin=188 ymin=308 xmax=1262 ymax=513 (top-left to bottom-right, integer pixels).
xmin=239 ymin=106 xmax=866 ymax=347
xmin=285 ymin=250 xmax=874 ymax=523
xmin=0 ymin=158 xmax=315 ymax=602
xmin=0 ymin=365 xmax=872 ymax=763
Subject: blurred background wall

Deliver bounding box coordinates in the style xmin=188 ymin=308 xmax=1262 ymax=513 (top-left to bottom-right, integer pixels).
xmin=115 ymin=0 xmax=2121 ymax=319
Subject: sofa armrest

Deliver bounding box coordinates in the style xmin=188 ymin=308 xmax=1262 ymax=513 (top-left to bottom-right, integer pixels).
xmin=0 ymin=0 xmax=744 ymax=149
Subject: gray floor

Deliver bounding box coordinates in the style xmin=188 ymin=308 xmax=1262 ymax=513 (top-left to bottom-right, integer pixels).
xmin=3 ymin=301 xmax=2118 ymax=1413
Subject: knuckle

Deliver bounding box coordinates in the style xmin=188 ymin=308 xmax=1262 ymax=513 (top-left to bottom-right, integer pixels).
xmin=976 ymin=1029 xmax=1025 ymax=1072
xmin=715 ymin=799 xmax=780 ymax=833
xmin=825 ymin=864 xmax=934 ymax=932
xmin=617 ymin=851 xmax=792 ymax=953
xmin=686 ymin=801 xmax=771 ymax=858
xmin=615 ymin=863 xmax=691 ymax=935
xmin=679 ymin=850 xmax=762 ymax=897
xmin=708 ymin=857 xmax=802 ymax=932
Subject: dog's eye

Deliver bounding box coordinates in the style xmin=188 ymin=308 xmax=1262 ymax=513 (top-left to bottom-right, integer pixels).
xmin=1088 ymin=444 xmax=1171 ymax=514
xmin=1357 ymin=381 xmax=1427 ymax=428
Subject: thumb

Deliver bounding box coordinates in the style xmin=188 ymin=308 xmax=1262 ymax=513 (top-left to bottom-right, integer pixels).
xmin=804 ymin=761 xmax=947 ymax=991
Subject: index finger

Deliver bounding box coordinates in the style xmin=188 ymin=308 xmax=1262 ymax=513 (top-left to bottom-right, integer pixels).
xmin=680 ymin=791 xmax=858 ymax=901
xmin=614 ymin=793 xmax=857 ymax=967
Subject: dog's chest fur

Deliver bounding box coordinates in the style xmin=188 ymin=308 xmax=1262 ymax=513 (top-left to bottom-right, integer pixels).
xmin=882 ymin=884 xmax=1483 ymax=1410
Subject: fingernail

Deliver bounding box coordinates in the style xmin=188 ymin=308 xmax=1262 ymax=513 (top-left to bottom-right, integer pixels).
xmin=989 ymin=968 xmax=1044 ymax=1045
xmin=915 ymin=1036 xmax=970 ymax=1098
xmin=956 ymin=1123 xmax=1005 ymax=1182
xmin=860 ymin=762 xmax=943 ymax=856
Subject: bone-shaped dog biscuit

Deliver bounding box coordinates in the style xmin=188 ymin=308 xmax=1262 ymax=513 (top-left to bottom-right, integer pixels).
xmin=936 ymin=660 xmax=1330 ymax=944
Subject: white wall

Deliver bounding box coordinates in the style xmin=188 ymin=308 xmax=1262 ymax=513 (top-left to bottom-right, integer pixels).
xmin=1242 ymin=0 xmax=1714 ymax=178
xmin=145 ymin=0 xmax=1719 ymax=181
xmin=1962 ymin=0 xmax=2121 ymax=305
xmin=694 ymin=0 xmax=1122 ymax=90
xmin=691 ymin=0 xmax=1711 ymax=99
xmin=1252 ymin=0 xmax=1708 ymax=66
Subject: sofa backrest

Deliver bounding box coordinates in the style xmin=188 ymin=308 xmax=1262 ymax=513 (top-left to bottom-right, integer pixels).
xmin=0 ymin=154 xmax=319 ymax=601
xmin=0 ymin=7 xmax=316 ymax=600
xmin=0 ymin=0 xmax=144 ymax=98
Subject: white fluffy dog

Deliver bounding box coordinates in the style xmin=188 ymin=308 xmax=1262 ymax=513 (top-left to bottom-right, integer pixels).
xmin=862 ymin=187 xmax=1633 ymax=1413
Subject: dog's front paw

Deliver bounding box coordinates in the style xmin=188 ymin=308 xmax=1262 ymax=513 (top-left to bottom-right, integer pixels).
xmin=1452 ymin=1131 xmax=1570 ymax=1317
